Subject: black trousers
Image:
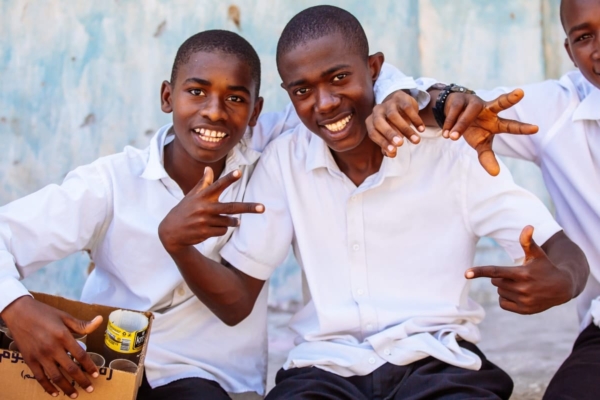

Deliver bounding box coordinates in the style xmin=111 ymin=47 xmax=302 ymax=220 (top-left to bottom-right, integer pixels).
xmin=136 ymin=372 xmax=231 ymax=400
xmin=266 ymin=342 xmax=513 ymax=400
xmin=543 ymin=323 xmax=600 ymax=400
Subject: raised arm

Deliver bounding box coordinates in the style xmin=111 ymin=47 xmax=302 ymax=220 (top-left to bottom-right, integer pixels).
xmin=158 ymin=167 xmax=266 ymax=326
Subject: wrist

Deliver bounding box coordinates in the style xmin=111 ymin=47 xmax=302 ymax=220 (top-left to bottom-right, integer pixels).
xmin=1 ymin=295 xmax=33 ymax=325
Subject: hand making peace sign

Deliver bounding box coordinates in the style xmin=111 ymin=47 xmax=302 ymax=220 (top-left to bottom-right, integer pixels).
xmin=158 ymin=167 xmax=265 ymax=253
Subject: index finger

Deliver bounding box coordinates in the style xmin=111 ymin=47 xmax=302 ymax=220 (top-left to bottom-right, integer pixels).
xmin=205 ymin=169 xmax=242 ymax=198
xmin=465 ymin=266 xmax=519 ymax=280
xmin=486 ymin=89 xmax=525 ymax=114
xmin=495 ymin=117 xmax=539 ymax=135
xmin=211 ymin=202 xmax=265 ymax=215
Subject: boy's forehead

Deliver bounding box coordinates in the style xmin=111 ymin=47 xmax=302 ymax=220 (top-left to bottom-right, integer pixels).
xmin=279 ymin=33 xmax=363 ymax=82
xmin=561 ymin=0 xmax=599 ymax=31
xmin=177 ymin=50 xmax=254 ymax=88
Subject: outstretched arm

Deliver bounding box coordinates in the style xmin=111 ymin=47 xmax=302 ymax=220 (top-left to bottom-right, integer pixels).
xmin=158 ymin=167 xmax=266 ymax=326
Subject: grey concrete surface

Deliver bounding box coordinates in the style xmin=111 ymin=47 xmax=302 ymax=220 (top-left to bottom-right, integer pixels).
xmin=266 ymin=299 xmax=580 ymax=400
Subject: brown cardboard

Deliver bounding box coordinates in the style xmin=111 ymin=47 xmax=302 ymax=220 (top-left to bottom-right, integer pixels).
xmin=0 ymin=292 xmax=153 ymax=400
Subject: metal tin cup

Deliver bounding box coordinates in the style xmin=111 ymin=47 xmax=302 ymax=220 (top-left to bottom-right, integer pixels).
xmin=8 ymin=341 xmax=18 ymax=352
xmin=72 ymin=332 xmax=87 ymax=345
xmin=109 ymin=359 xmax=138 ymax=373
xmin=2 ymin=328 xmax=14 ymax=349
xmin=103 ymin=310 xmax=148 ymax=364
xmin=87 ymin=352 xmax=105 ymax=368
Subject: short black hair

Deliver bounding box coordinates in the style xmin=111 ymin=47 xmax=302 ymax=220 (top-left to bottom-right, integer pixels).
xmin=171 ymin=30 xmax=261 ymax=96
xmin=276 ymin=5 xmax=369 ymax=69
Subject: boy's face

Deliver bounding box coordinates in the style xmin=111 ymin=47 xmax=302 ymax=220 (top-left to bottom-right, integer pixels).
xmin=161 ymin=51 xmax=263 ymax=164
xmin=278 ymin=33 xmax=383 ymax=153
xmin=563 ymin=0 xmax=600 ymax=90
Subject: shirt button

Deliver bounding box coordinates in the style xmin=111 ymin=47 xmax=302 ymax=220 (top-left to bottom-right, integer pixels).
xmin=366 ymin=324 xmax=373 ymax=330
xmin=368 ymin=357 xmax=376 ymax=364
xmin=352 ymin=244 xmax=360 ymax=251
xmin=177 ymin=287 xmax=185 ymax=296
xmin=357 ymin=288 xmax=364 ymax=296
xmin=385 ymin=348 xmax=392 ymax=356
xmin=350 ymin=196 xmax=357 ymax=201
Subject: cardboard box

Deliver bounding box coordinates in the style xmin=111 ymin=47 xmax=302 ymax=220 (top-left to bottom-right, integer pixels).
xmin=0 ymin=292 xmax=153 ymax=400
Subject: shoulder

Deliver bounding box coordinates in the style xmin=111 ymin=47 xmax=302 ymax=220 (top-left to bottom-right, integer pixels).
xmin=260 ymin=124 xmax=312 ymax=163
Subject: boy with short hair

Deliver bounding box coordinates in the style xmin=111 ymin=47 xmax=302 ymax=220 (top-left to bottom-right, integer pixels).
xmin=371 ymin=0 xmax=600 ymax=398
xmin=167 ymin=6 xmax=589 ymax=399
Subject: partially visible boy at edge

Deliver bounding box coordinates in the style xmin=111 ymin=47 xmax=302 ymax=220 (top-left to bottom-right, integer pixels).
xmin=371 ymin=0 xmax=600 ymax=398
xmin=165 ymin=6 xmax=589 ymax=400
xmin=0 ymin=29 xmax=518 ymax=399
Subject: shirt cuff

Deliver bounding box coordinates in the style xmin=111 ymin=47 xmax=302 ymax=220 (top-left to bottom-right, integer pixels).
xmin=0 ymin=278 xmax=31 ymax=314
xmin=220 ymin=243 xmax=275 ymax=281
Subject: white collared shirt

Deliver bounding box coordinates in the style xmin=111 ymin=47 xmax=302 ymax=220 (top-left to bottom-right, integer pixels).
xmin=221 ymin=126 xmax=561 ymax=377
xmin=472 ymin=71 xmax=600 ymax=329
xmin=0 ymin=66 xmax=424 ymax=393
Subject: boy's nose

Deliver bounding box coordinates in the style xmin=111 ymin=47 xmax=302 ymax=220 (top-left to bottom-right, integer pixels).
xmin=201 ymin=97 xmax=227 ymax=122
xmin=314 ymin=88 xmax=341 ymax=114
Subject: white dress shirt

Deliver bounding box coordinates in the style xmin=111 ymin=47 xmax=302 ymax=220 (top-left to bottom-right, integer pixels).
xmin=473 ymin=71 xmax=600 ymax=330
xmin=0 ymin=65 xmax=423 ymax=393
xmin=221 ymin=126 xmax=561 ymax=377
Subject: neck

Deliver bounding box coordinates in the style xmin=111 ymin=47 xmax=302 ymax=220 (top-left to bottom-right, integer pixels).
xmin=164 ymin=138 xmax=226 ymax=195
xmin=330 ymin=134 xmax=384 ymax=187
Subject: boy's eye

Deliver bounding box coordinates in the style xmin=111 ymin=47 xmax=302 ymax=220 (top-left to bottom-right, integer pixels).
xmin=332 ymin=73 xmax=347 ymax=82
xmin=189 ymin=89 xmax=205 ymax=96
xmin=227 ymin=95 xmax=244 ymax=103
xmin=293 ymin=88 xmax=311 ymax=96
xmin=576 ymin=33 xmax=592 ymax=42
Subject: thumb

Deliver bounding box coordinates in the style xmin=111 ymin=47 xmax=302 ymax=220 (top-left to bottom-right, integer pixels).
xmin=192 ymin=166 xmax=215 ymax=194
xmin=519 ymin=225 xmax=545 ymax=262
xmin=63 ymin=315 xmax=104 ymax=335
xmin=477 ymin=148 xmax=500 ymax=176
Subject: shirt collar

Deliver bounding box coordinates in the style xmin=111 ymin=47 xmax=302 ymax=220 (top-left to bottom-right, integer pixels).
xmin=140 ymin=124 xmax=261 ymax=181
xmin=304 ymin=126 xmax=411 ymax=180
xmin=572 ymin=82 xmax=600 ymax=122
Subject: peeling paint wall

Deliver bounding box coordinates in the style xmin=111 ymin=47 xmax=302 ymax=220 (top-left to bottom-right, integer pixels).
xmin=0 ymin=0 xmax=573 ymax=304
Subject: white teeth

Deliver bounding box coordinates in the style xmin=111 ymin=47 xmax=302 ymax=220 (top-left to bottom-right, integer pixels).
xmin=324 ymin=114 xmax=352 ymax=132
xmin=195 ymin=128 xmax=227 ymax=143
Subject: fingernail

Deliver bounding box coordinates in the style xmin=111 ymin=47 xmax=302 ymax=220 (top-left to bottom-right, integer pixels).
xmin=70 ymin=394 xmax=78 ymax=399
xmin=451 ymin=131 xmax=459 ymax=139
xmin=92 ymin=372 xmax=99 ymax=378
xmin=52 ymin=393 xmax=58 ymax=398
xmin=466 ymin=271 xmax=474 ymax=279
xmin=410 ymin=135 xmax=419 ymax=143
xmin=256 ymin=205 xmax=264 ymax=212
xmin=236 ymin=218 xmax=241 ymax=226
xmin=443 ymin=130 xmax=449 ymax=138
xmin=86 ymin=386 xmax=94 ymax=393
xmin=418 ymin=125 xmax=425 ymax=132
xmin=233 ymin=170 xmax=240 ymax=178
xmin=387 ymin=145 xmax=395 ymax=152
xmin=204 ymin=167 xmax=209 ymax=174
xmin=392 ymin=136 xmax=402 ymax=145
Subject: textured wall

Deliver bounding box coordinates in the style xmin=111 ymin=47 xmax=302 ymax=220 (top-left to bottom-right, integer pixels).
xmin=0 ymin=0 xmax=573 ymax=304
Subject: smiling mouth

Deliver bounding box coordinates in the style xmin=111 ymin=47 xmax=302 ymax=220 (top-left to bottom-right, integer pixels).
xmin=323 ymin=114 xmax=353 ymax=132
xmin=193 ymin=128 xmax=228 ymax=143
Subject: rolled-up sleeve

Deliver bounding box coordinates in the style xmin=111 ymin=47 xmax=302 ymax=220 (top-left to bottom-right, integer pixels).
xmin=0 ymin=163 xmax=111 ymax=312
xmin=220 ymin=144 xmax=293 ymax=281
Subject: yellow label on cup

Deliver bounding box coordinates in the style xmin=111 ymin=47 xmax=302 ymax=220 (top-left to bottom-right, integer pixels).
xmin=104 ymin=319 xmax=147 ymax=354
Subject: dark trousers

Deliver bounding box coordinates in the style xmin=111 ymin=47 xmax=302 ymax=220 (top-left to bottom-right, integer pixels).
xmin=543 ymin=323 xmax=600 ymax=400
xmin=137 ymin=372 xmax=231 ymax=400
xmin=265 ymin=342 xmax=512 ymax=400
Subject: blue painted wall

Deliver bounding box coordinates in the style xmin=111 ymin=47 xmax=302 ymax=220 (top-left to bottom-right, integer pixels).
xmin=0 ymin=0 xmax=572 ymax=305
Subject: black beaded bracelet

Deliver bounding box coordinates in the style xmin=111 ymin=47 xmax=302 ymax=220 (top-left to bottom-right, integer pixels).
xmin=432 ymin=84 xmax=456 ymax=129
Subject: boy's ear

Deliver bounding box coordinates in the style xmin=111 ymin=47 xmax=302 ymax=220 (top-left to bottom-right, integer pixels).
xmin=368 ymin=52 xmax=385 ymax=83
xmin=161 ymin=81 xmax=174 ymax=113
xmin=248 ymin=96 xmax=264 ymax=127
xmin=564 ymin=38 xmax=577 ymax=67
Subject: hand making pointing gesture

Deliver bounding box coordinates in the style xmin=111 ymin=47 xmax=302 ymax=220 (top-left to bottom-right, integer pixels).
xmin=465 ymin=226 xmax=575 ymax=315
xmin=368 ymin=89 xmax=538 ymax=176
xmin=158 ymin=167 xmax=265 ymax=253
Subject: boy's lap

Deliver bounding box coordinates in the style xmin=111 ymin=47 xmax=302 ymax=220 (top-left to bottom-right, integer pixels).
xmin=266 ymin=343 xmax=512 ymax=400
